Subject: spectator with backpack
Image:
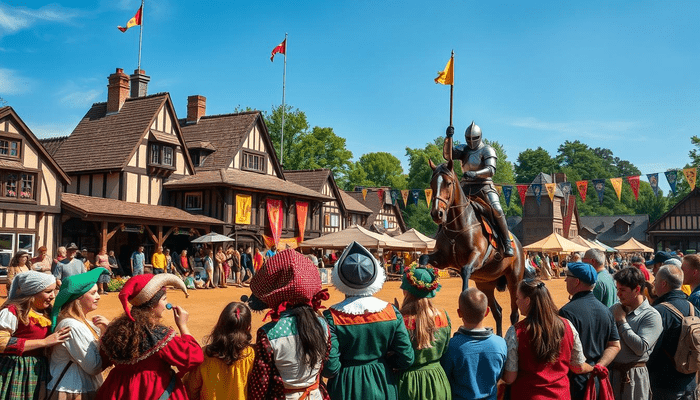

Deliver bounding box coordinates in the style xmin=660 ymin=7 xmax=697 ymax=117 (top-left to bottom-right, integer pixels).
xmin=648 ymin=264 xmax=699 ymax=399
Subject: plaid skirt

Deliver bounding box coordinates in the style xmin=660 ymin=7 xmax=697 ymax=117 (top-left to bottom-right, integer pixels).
xmin=0 ymin=354 xmax=49 ymax=400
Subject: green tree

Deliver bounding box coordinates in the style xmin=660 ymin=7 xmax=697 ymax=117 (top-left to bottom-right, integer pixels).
xmin=690 ymin=135 xmax=700 ymax=165
xmin=284 ymin=126 xmax=354 ymax=186
xmin=405 ymin=137 xmax=445 ymax=190
xmin=515 ymin=147 xmax=558 ymax=184
xmin=402 ymin=201 xmax=438 ymax=237
xmin=353 ymin=152 xmax=407 ymax=189
xmin=485 ymin=139 xmax=521 ymax=216
xmin=264 ymin=104 xmax=309 ymax=167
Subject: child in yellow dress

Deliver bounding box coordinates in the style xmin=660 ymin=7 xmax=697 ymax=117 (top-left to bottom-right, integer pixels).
xmin=183 ymin=302 xmax=254 ymax=400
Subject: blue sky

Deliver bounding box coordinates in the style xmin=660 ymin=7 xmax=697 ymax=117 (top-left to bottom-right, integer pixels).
xmin=1 ymin=1 xmax=699 ymax=191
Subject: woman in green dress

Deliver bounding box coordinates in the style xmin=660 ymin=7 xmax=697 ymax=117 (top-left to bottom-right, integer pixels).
xmin=398 ymin=263 xmax=451 ymax=400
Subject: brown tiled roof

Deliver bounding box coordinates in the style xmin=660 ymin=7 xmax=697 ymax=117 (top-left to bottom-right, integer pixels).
xmin=186 ymin=140 xmax=216 ymax=151
xmin=283 ymin=169 xmax=330 ymax=193
xmin=163 ymin=169 xmax=332 ymax=201
xmin=61 ymin=193 xmax=224 ymax=225
xmin=340 ymin=190 xmax=372 ymax=214
xmin=179 ymin=112 xmax=264 ymax=171
xmin=346 ymin=189 xmax=406 ymax=234
xmin=53 ymin=93 xmax=170 ymax=173
xmin=0 ymin=159 xmax=24 ymax=170
xmin=38 ymin=136 xmax=68 ymax=157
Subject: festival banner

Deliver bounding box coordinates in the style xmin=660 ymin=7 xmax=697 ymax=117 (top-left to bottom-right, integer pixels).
xmin=532 ymin=184 xmax=542 ymax=206
xmin=235 ymin=194 xmax=252 ymax=225
xmin=266 ymin=199 xmax=284 ymax=247
xmin=411 ymin=189 xmax=421 ymax=206
xmin=502 ymin=185 xmax=513 ymax=207
xmin=496 ymin=185 xmax=503 ymax=196
xmin=665 ymin=170 xmax=678 ymax=195
xmin=562 ymin=196 xmax=576 ymax=238
xmin=559 ymin=182 xmax=572 ymax=205
xmin=684 ymin=168 xmax=697 ymax=191
xmin=545 ymin=183 xmax=556 ymax=202
xmin=295 ymin=201 xmax=308 ymax=242
xmin=647 ymin=173 xmax=659 ymax=197
xmin=377 ymin=189 xmax=385 ymax=203
xmin=362 ymin=188 xmax=368 ymax=200
xmin=627 ymin=176 xmax=640 ymax=201
xmin=424 ymin=189 xmax=433 ymax=207
xmin=610 ymin=177 xmax=623 ymax=201
xmin=516 ymin=185 xmax=528 ymax=207
xmin=391 ymin=190 xmax=399 ymax=204
xmin=593 ymin=179 xmax=605 ymax=204
xmin=401 ymin=190 xmax=409 ymax=207
xmin=576 ymin=180 xmax=588 ymax=203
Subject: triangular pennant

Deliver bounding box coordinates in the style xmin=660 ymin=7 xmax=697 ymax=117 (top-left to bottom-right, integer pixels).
xmin=401 ymin=190 xmax=409 ymax=206
xmin=665 ymin=170 xmax=678 ymax=195
xmin=362 ymin=188 xmax=368 ymax=200
xmin=411 ymin=189 xmax=421 ymax=206
xmin=559 ymin=182 xmax=572 ymax=205
xmin=627 ymin=176 xmax=640 ymax=201
xmin=377 ymin=189 xmax=385 ymax=203
xmin=516 ymin=185 xmax=528 ymax=207
xmin=502 ymin=185 xmax=513 ymax=207
xmin=684 ymin=168 xmax=697 ymax=191
xmin=576 ymin=180 xmax=588 ymax=203
xmin=424 ymin=189 xmax=433 ymax=207
xmin=592 ymin=179 xmax=605 ymax=204
xmin=647 ymin=173 xmax=659 ymax=197
xmin=545 ymin=183 xmax=556 ymax=201
xmin=496 ymin=185 xmax=503 ymax=196
xmin=610 ymin=177 xmax=623 ymax=201
xmin=390 ymin=190 xmax=399 ymax=205
xmin=532 ymin=184 xmax=542 ymax=206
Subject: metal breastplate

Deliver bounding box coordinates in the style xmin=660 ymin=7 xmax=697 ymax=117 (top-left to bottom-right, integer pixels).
xmin=460 ymin=147 xmax=493 ymax=183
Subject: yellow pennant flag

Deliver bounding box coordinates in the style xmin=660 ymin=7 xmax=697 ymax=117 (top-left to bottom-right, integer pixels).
xmin=684 ymin=167 xmax=697 ymax=191
xmin=496 ymin=185 xmax=503 ymax=196
xmin=610 ymin=177 xmax=623 ymax=201
xmin=362 ymin=188 xmax=368 ymax=200
xmin=434 ymin=55 xmax=454 ymax=85
xmin=545 ymin=183 xmax=556 ymax=201
xmin=424 ymin=189 xmax=433 ymax=206
xmin=401 ymin=190 xmax=409 ymax=206
xmin=235 ymin=194 xmax=252 ymax=224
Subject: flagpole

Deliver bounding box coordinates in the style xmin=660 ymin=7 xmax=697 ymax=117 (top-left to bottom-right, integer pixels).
xmin=449 ymin=50 xmax=454 ymax=127
xmin=280 ymin=32 xmax=287 ymax=166
xmin=137 ymin=0 xmax=144 ymax=70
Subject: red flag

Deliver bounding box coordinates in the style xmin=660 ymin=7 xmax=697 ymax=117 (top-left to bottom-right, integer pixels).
xmin=576 ymin=180 xmax=588 ymax=203
xmin=377 ymin=189 xmax=385 ymax=203
xmin=118 ymin=6 xmax=142 ymax=32
xmin=516 ymin=185 xmax=528 ymax=207
xmin=270 ymin=38 xmax=286 ymax=62
xmin=266 ymin=199 xmax=283 ymax=247
xmin=296 ymin=201 xmax=308 ymax=242
xmin=627 ymin=176 xmax=640 ymax=201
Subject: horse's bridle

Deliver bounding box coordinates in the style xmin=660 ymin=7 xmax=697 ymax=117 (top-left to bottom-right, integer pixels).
xmin=432 ymin=167 xmax=472 ymax=228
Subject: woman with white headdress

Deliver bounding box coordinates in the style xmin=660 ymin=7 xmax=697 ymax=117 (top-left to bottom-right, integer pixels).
xmin=0 ymin=270 xmax=72 ymax=399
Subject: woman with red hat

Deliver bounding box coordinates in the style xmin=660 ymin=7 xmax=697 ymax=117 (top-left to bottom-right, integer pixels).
xmin=246 ymin=249 xmax=331 ymax=400
xmin=96 ymin=273 xmax=203 ymax=400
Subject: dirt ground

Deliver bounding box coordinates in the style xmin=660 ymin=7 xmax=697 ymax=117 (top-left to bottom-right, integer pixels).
xmin=88 ymin=274 xmax=570 ymax=342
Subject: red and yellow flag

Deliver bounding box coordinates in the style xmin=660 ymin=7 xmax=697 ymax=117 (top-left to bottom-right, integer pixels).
xmin=118 ymin=6 xmax=142 ymax=32
xmin=434 ymin=55 xmax=454 ymax=85
xmin=271 ymin=38 xmax=286 ymax=62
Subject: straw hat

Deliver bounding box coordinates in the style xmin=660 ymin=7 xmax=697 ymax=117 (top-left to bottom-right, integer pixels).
xmin=118 ymin=273 xmax=188 ymax=321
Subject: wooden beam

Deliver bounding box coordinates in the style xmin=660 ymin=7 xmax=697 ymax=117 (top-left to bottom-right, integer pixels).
xmin=106 ymin=223 xmax=124 ymax=242
xmin=143 ymin=225 xmax=158 ymax=246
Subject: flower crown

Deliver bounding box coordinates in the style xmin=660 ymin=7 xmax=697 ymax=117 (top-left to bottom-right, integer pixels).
xmin=403 ymin=262 xmax=439 ymax=292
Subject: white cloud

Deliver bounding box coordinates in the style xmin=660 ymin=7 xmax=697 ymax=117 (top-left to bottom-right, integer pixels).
xmin=0 ymin=68 xmax=33 ymax=95
xmin=0 ymin=3 xmax=82 ymax=35
xmin=510 ymin=117 xmax=643 ymax=140
xmin=60 ymin=90 xmax=101 ymax=108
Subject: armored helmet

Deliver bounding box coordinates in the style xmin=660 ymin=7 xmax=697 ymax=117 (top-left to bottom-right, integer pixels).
xmin=465 ymin=121 xmax=482 ymax=150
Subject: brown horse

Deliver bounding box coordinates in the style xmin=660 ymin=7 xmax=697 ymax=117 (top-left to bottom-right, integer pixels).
xmin=419 ymin=159 xmax=528 ymax=335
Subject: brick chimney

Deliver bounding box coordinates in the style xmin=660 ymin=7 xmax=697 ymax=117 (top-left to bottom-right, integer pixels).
xmin=129 ymin=69 xmax=150 ymax=98
xmin=107 ymin=68 xmax=129 ymax=114
xmin=554 ymin=172 xmax=567 ymax=183
xmin=187 ymin=95 xmax=206 ymax=124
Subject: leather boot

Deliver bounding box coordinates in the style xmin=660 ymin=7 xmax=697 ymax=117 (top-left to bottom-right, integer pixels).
xmin=494 ymin=211 xmax=514 ymax=257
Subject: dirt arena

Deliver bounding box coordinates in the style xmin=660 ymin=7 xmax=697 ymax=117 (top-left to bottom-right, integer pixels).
xmin=89 ymin=274 xmax=570 ymax=341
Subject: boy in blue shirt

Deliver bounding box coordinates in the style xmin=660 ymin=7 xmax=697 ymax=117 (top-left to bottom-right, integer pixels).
xmin=441 ymin=287 xmax=507 ymax=400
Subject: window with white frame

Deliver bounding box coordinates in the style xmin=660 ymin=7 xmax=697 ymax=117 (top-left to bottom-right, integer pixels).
xmin=17 ymin=234 xmax=34 ymax=257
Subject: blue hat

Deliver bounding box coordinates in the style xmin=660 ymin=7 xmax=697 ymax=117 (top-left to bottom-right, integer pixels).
xmin=332 ymin=242 xmax=386 ymax=297
xmin=567 ymin=262 xmax=597 ymax=285
xmin=646 ymin=251 xmax=677 ymax=266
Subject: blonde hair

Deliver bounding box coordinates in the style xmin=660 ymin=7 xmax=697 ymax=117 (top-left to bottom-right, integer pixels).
xmin=58 ymin=297 xmax=100 ymax=340
xmin=401 ymin=292 xmax=439 ymax=350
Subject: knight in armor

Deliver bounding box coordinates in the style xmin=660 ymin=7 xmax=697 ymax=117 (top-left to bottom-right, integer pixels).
xmin=445 ymin=121 xmax=514 ymax=257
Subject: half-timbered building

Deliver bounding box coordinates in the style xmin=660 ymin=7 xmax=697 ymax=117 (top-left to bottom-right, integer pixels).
xmin=579 ymin=215 xmax=649 ymax=248
xmin=345 ymin=188 xmax=406 ymax=236
xmin=646 ymin=187 xmax=700 ymax=253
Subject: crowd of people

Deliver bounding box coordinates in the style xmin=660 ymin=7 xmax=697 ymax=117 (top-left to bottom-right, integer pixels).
xmin=2 ymin=240 xmax=700 ymax=399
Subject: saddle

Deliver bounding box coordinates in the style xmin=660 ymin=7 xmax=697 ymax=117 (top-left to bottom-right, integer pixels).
xmin=469 ymin=195 xmax=513 ymax=252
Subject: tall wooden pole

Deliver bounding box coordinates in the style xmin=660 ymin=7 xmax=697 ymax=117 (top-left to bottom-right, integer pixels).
xmin=137 ymin=0 xmax=145 ymax=70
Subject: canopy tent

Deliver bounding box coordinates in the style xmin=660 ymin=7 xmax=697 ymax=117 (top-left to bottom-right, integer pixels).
xmin=191 ymin=232 xmax=233 ymax=243
xmin=523 ymin=232 xmax=590 ymax=253
xmin=298 ymin=225 xmax=416 ymax=251
xmin=394 ymin=228 xmax=436 ymax=251
xmin=593 ymin=239 xmax=618 ymax=253
xmin=614 ymin=237 xmax=654 ymax=253
xmin=569 ymin=236 xmax=607 ymax=252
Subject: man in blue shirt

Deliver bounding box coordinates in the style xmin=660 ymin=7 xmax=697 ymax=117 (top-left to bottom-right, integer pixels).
xmin=130 ymin=246 xmax=145 ymax=276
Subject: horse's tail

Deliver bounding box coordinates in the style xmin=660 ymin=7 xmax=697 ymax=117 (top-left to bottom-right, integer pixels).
xmin=496 ymin=275 xmax=507 ymax=292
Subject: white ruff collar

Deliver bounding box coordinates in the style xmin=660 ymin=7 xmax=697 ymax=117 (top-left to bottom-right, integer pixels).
xmin=330 ymin=296 xmax=389 ymax=315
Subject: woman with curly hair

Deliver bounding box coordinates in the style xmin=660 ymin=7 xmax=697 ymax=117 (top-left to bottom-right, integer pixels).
xmin=97 ymin=273 xmax=203 ymax=400
xmin=502 ymin=279 xmax=592 ymax=400
xmin=183 ymin=302 xmax=254 ymax=399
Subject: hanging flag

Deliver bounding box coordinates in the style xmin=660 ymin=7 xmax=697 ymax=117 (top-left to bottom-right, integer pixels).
xmin=545 ymin=183 xmax=556 ymax=201
xmin=377 ymin=189 xmax=385 ymax=203
xmin=576 ymin=180 xmax=588 ymax=203
xmin=627 ymin=176 xmax=640 ymax=201
xmin=390 ymin=190 xmax=399 ymax=205
xmin=665 ymin=170 xmax=678 ymax=195
xmin=118 ymin=6 xmax=142 ymax=32
xmin=296 ymin=201 xmax=308 ymax=242
xmin=684 ymin=167 xmax=697 ymax=191
xmin=516 ymin=185 xmax=528 ymax=207
xmin=266 ymin=199 xmax=283 ymax=247
xmin=610 ymin=177 xmax=623 ymax=201
xmin=559 ymin=182 xmax=572 ymax=205
xmin=411 ymin=189 xmax=421 ymax=206
xmin=362 ymin=188 xmax=368 ymax=200
xmin=424 ymin=189 xmax=433 ymax=207
xmin=562 ymin=196 xmax=576 ymax=238
xmin=270 ymin=38 xmax=286 ymax=62
xmin=647 ymin=173 xmax=659 ymax=197
xmin=434 ymin=55 xmax=454 ymax=85
xmin=532 ymin=184 xmax=542 ymax=206
xmin=592 ymin=179 xmax=605 ymax=204
xmin=235 ymin=194 xmax=252 ymax=225
xmin=401 ymin=190 xmax=409 ymax=207
xmin=496 ymin=185 xmax=503 ymax=196
xmin=502 ymin=185 xmax=513 ymax=207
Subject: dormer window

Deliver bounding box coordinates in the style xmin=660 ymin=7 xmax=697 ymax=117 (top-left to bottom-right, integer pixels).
xmin=242 ymin=151 xmax=266 ymax=173
xmin=149 ymin=143 xmax=175 ymax=167
xmin=0 ymin=138 xmax=20 ymax=158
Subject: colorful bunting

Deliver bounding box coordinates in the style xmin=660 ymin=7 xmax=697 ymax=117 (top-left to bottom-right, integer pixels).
xmin=627 ymin=176 xmax=640 ymax=201
xmin=532 ymin=184 xmax=542 ymax=205
xmin=411 ymin=189 xmax=420 ymax=205
xmin=390 ymin=190 xmax=399 ymax=204
xmin=592 ymin=179 xmax=605 ymax=204
xmin=296 ymin=201 xmax=308 ymax=242
xmin=362 ymin=188 xmax=368 ymax=200
xmin=377 ymin=189 xmax=385 ymax=203
xmin=496 ymin=185 xmax=503 ymax=196
xmin=424 ymin=189 xmax=433 ymax=207
xmin=502 ymin=185 xmax=513 ymax=207
xmin=647 ymin=173 xmax=659 ymax=197
xmin=684 ymin=168 xmax=697 ymax=191
xmin=610 ymin=177 xmax=622 ymax=201
xmin=516 ymin=185 xmax=528 ymax=207
xmin=559 ymin=182 xmax=572 ymax=205
xmin=665 ymin=170 xmax=678 ymax=195
xmin=576 ymin=180 xmax=588 ymax=203
xmin=401 ymin=190 xmax=409 ymax=207
xmin=545 ymin=183 xmax=556 ymax=201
